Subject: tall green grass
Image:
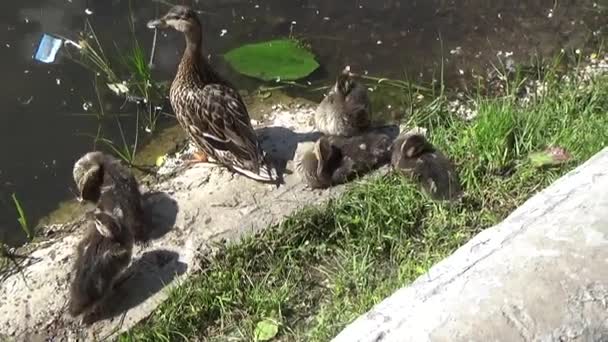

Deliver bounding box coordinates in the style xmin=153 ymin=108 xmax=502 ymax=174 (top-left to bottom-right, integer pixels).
xmin=11 ymin=193 xmax=32 ymax=241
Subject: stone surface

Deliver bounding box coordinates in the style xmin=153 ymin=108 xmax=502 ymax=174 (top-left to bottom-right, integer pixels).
xmin=333 ymin=148 xmax=608 ymax=342
xmin=0 ymin=94 xmax=397 ymax=340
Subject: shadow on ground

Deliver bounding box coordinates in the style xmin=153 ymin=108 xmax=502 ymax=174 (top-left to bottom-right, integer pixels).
xmin=141 ymin=191 xmax=179 ymax=242
xmin=86 ymin=249 xmax=187 ymax=323
xmin=257 ymin=126 xmax=323 ymax=176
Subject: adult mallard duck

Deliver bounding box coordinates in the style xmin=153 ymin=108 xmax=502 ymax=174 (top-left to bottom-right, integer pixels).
xmin=147 ymin=5 xmax=277 ymax=184
xmin=314 ymin=66 xmax=372 ymax=136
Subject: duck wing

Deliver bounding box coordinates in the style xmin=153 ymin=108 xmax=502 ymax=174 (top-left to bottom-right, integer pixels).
xmin=180 ymin=83 xmax=276 ymax=181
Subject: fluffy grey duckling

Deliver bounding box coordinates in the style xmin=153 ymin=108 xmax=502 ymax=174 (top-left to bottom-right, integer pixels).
xmin=391 ymin=133 xmax=462 ymax=201
xmin=314 ymin=66 xmax=372 ymax=136
xmin=73 ymin=151 xmax=146 ymax=242
xmin=68 ymin=209 xmax=133 ymax=320
xmin=296 ymin=132 xmax=392 ymax=189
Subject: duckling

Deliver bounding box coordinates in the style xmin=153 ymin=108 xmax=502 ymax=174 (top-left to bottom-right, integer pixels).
xmin=73 ymin=152 xmax=146 ymax=242
xmin=391 ymin=133 xmax=462 ymax=201
xmin=314 ymin=66 xmax=372 ymax=136
xmin=147 ymin=6 xmax=278 ymax=184
xmin=68 ymin=209 xmax=133 ymax=320
xmin=296 ymin=132 xmax=392 ymax=189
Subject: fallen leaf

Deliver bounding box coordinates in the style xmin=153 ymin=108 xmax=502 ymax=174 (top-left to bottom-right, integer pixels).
xmin=254 ymin=318 xmax=279 ymax=341
xmin=156 ymin=155 xmax=167 ymax=167
xmin=529 ymin=146 xmax=572 ymax=168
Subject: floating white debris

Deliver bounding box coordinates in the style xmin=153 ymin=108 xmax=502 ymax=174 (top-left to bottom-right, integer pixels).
xmin=34 ymin=34 xmax=63 ymax=63
xmin=458 ymin=69 xmax=465 ymax=75
xmin=504 ymin=51 xmax=514 ymax=57
xmin=85 ymin=8 xmax=93 ymax=15
xmin=450 ymin=46 xmax=462 ymax=55
xmin=107 ymin=82 xmax=129 ymax=95
xmin=63 ymin=39 xmax=82 ymax=50
xmin=376 ymin=40 xmax=383 ymax=45
xmin=20 ymin=96 xmax=34 ymax=105
xmin=220 ymin=29 xmax=228 ymax=37
xmin=547 ymin=9 xmax=554 ymax=18
xmin=56 ymin=78 xmax=61 ymax=85
xmin=82 ymin=101 xmax=93 ymax=111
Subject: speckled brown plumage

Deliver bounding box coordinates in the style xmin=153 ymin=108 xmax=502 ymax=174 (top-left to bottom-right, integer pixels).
xmin=296 ymin=132 xmax=392 ymax=189
xmin=148 ymin=6 xmax=277 ymax=183
xmin=391 ymin=133 xmax=462 ymax=201
xmin=73 ymin=151 xmax=146 ymax=242
xmin=69 ymin=210 xmax=133 ymax=320
xmin=314 ymin=67 xmax=372 ymax=136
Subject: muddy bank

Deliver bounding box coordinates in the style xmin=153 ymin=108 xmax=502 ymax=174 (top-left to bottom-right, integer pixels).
xmin=0 ymin=92 xmax=398 ymax=340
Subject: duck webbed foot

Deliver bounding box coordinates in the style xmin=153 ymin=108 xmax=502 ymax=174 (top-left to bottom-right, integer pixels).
xmin=184 ymin=150 xmax=209 ymax=165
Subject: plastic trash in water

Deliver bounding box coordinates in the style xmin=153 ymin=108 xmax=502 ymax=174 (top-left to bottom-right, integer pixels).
xmin=34 ymin=34 xmax=63 ymax=63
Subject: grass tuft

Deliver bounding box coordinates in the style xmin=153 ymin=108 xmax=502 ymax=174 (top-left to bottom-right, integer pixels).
xmin=11 ymin=193 xmax=32 ymax=241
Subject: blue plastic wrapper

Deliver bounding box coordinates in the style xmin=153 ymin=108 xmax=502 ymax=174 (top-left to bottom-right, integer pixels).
xmin=34 ymin=34 xmax=63 ymax=63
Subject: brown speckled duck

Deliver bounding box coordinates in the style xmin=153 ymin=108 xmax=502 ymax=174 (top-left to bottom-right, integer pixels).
xmin=69 ymin=209 xmax=133 ymax=321
xmin=391 ymin=133 xmax=462 ymax=201
xmin=73 ymin=152 xmax=146 ymax=242
xmin=147 ymin=5 xmax=277 ymax=184
xmin=314 ymin=66 xmax=372 ymax=136
xmin=296 ymin=132 xmax=392 ymax=189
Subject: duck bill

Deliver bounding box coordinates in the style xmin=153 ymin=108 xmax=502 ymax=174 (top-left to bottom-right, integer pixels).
xmin=147 ymin=18 xmax=167 ymax=29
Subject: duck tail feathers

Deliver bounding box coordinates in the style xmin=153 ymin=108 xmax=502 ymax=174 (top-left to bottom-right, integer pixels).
xmin=231 ymin=163 xmax=281 ymax=186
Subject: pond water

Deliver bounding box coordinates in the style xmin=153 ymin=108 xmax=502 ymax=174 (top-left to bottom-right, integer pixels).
xmin=0 ymin=0 xmax=605 ymax=246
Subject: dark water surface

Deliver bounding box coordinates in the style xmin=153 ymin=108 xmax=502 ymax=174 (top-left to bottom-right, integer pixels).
xmin=0 ymin=0 xmax=605 ymax=245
